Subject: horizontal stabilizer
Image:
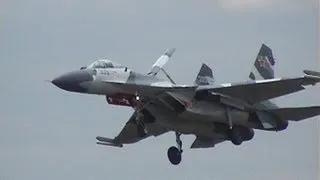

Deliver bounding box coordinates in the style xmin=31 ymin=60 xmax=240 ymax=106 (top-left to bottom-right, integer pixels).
xmin=197 ymin=75 xmax=320 ymax=103
xmin=96 ymin=136 xmax=123 ymax=147
xmin=304 ymin=70 xmax=320 ymax=77
xmin=268 ymin=106 xmax=320 ymax=121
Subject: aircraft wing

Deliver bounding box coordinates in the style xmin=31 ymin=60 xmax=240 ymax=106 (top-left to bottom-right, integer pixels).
xmin=190 ymin=135 xmax=227 ymax=149
xmin=196 ymin=74 xmax=320 ymax=104
xmin=96 ymin=111 xmax=169 ymax=147
xmin=97 ymin=83 xmax=196 ymax=147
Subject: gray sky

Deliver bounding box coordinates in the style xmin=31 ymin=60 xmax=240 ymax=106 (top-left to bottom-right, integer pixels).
xmin=0 ymin=0 xmax=319 ymax=179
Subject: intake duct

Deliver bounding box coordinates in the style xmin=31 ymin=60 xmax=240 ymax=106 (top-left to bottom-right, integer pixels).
xmin=194 ymin=91 xmax=221 ymax=102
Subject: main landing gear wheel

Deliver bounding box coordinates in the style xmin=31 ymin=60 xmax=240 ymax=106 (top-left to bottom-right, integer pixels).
xmin=229 ymin=127 xmax=243 ymax=146
xmin=225 ymin=106 xmax=243 ymax=146
xmin=167 ymin=146 xmax=181 ymax=165
xmin=167 ymin=132 xmax=183 ymax=165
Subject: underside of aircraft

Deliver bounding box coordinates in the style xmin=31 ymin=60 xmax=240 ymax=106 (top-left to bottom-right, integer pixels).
xmin=52 ymin=44 xmax=320 ymax=165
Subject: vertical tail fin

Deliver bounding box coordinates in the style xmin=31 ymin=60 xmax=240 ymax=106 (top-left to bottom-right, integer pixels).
xmin=194 ymin=63 xmax=215 ymax=85
xmin=249 ymin=44 xmax=278 ymax=108
xmin=249 ymin=44 xmax=275 ymax=80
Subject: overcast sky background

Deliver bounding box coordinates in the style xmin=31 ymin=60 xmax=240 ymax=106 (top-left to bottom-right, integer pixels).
xmin=0 ymin=0 xmax=319 ymax=179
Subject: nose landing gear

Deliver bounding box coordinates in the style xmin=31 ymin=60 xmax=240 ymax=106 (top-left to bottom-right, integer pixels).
xmin=135 ymin=110 xmax=149 ymax=138
xmin=133 ymin=93 xmax=149 ymax=138
xmin=167 ymin=132 xmax=183 ymax=165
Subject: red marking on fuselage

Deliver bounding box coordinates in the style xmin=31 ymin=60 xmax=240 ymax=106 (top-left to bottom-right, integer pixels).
xmin=106 ymin=93 xmax=135 ymax=107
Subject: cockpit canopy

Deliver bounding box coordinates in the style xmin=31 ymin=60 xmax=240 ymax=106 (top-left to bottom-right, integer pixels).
xmin=83 ymin=59 xmax=125 ymax=69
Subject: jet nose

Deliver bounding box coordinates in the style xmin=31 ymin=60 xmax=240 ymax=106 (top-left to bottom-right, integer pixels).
xmin=52 ymin=70 xmax=93 ymax=92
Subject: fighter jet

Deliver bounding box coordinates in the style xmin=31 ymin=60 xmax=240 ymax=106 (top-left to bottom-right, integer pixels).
xmin=52 ymin=44 xmax=320 ymax=165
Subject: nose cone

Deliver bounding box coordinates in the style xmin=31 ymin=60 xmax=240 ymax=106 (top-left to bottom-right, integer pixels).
xmin=52 ymin=70 xmax=93 ymax=93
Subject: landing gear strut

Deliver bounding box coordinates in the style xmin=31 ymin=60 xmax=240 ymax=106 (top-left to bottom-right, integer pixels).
xmin=225 ymin=106 xmax=243 ymax=146
xmin=167 ymin=132 xmax=183 ymax=165
xmin=133 ymin=94 xmax=148 ymax=138
xmin=135 ymin=107 xmax=150 ymax=137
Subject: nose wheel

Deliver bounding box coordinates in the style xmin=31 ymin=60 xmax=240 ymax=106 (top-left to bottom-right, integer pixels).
xmin=167 ymin=132 xmax=183 ymax=165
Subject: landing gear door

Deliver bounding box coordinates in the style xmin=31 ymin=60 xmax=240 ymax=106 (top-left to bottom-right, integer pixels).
xmin=256 ymin=111 xmax=278 ymax=129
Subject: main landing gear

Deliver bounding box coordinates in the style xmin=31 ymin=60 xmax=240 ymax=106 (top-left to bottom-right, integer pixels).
xmin=225 ymin=106 xmax=254 ymax=146
xmin=167 ymin=132 xmax=183 ymax=165
xmin=229 ymin=127 xmax=243 ymax=145
xmin=133 ymin=94 xmax=149 ymax=138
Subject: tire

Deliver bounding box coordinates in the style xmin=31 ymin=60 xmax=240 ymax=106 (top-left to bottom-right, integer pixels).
xmin=167 ymin=146 xmax=182 ymax=165
xmin=230 ymin=128 xmax=243 ymax=146
xmin=243 ymin=128 xmax=254 ymax=141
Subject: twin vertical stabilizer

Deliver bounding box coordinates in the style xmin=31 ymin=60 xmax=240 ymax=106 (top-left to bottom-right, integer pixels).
xmin=194 ymin=63 xmax=215 ymax=85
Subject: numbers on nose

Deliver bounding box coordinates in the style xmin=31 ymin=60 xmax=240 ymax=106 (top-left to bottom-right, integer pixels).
xmin=100 ymin=70 xmax=109 ymax=75
xmin=99 ymin=69 xmax=117 ymax=76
